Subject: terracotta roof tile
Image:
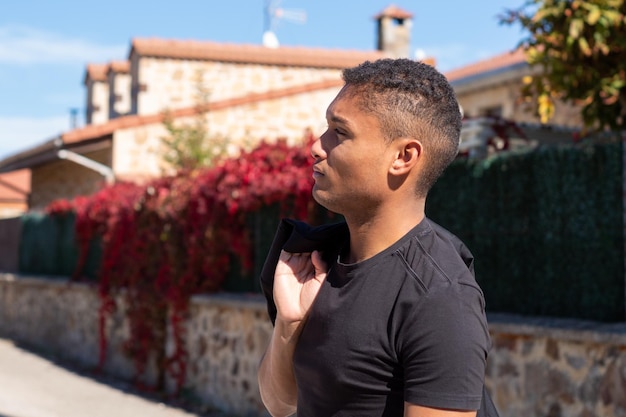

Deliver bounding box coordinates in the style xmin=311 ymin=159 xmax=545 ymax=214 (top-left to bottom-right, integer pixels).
xmin=374 ymin=4 xmax=414 ymax=20
xmin=445 ymin=48 xmax=527 ymax=83
xmin=108 ymin=60 xmax=130 ymax=74
xmin=83 ymin=63 xmax=109 ymax=85
xmin=130 ymin=38 xmax=387 ymax=69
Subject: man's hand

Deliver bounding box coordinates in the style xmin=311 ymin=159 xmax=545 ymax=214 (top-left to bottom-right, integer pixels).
xmin=258 ymin=250 xmax=328 ymax=417
xmin=273 ymin=250 xmax=328 ymax=325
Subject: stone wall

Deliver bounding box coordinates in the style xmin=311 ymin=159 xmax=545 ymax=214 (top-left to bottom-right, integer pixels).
xmin=108 ymin=71 xmax=132 ymax=119
xmin=0 ymin=275 xmax=135 ymax=380
xmin=172 ymin=294 xmax=272 ymax=416
xmin=86 ymin=79 xmax=110 ymax=125
xmin=1 ymin=273 xmax=625 ymax=417
xmin=112 ymin=85 xmax=339 ymax=178
xmin=134 ymin=58 xmax=340 ymax=116
xmin=487 ymin=315 xmax=626 ymax=417
xmin=30 ymin=148 xmax=113 ymax=210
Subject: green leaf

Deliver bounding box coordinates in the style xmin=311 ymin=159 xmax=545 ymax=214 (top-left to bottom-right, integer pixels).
xmin=603 ymin=10 xmax=624 ymax=25
xmin=586 ymin=7 xmax=601 ymax=25
xmin=569 ymin=18 xmax=584 ymax=38
xmin=578 ymin=37 xmax=592 ymax=55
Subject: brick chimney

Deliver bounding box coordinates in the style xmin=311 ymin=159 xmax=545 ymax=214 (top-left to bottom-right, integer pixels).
xmin=375 ymin=5 xmax=413 ymax=59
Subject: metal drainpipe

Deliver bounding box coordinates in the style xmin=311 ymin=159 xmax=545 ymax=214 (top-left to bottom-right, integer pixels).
xmin=57 ymin=150 xmax=115 ymax=185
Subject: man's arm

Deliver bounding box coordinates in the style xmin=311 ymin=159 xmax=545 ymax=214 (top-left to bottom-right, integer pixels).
xmin=258 ymin=319 xmax=301 ymax=417
xmin=257 ymin=251 xmax=327 ymax=417
xmin=405 ymin=403 xmax=477 ymax=417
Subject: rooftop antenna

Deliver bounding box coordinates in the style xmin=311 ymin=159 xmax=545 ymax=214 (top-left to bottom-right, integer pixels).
xmin=263 ymin=0 xmax=307 ymax=48
xmin=69 ymin=108 xmax=79 ymax=130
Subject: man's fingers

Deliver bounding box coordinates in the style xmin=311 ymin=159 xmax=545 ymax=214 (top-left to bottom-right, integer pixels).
xmin=277 ymin=251 xmax=315 ymax=280
xmin=278 ymin=250 xmax=293 ymax=261
xmin=310 ymin=250 xmax=328 ymax=274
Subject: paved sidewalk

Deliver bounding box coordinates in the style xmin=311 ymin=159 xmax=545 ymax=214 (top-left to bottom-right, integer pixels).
xmin=0 ymin=338 xmax=207 ymax=417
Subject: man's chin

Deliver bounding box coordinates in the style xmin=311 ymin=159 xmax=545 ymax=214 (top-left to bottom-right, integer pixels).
xmin=312 ymin=190 xmax=342 ymax=214
xmin=312 ymin=189 xmax=330 ymax=208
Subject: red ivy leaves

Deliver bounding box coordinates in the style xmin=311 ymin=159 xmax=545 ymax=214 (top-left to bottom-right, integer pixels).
xmin=45 ymin=133 xmax=317 ymax=393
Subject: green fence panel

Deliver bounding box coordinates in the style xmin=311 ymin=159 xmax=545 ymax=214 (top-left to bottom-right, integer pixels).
xmin=19 ymin=212 xmax=58 ymax=276
xmin=18 ymin=141 xmax=624 ymax=321
xmin=18 ymin=212 xmax=79 ymax=277
xmin=427 ymin=141 xmax=624 ymax=322
xmin=19 ymin=211 xmax=100 ymax=280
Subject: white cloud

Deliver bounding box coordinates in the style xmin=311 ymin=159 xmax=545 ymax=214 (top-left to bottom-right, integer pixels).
xmin=0 ymin=25 xmax=127 ymax=65
xmin=0 ymin=115 xmax=68 ymax=159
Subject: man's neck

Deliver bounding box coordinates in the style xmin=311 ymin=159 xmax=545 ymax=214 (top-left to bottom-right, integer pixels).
xmin=343 ymin=200 xmax=426 ymax=264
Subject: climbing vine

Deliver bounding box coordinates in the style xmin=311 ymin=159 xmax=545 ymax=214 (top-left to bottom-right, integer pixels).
xmin=46 ymin=133 xmax=318 ymax=392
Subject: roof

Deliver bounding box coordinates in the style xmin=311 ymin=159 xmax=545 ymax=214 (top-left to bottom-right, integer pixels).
xmin=108 ymin=60 xmax=130 ymax=74
xmin=0 ymin=78 xmax=344 ymax=172
xmin=83 ymin=63 xmax=109 ymax=85
xmin=130 ymin=38 xmax=387 ymax=69
xmin=374 ymin=4 xmax=414 ymax=20
xmin=445 ymin=48 xmax=527 ymax=83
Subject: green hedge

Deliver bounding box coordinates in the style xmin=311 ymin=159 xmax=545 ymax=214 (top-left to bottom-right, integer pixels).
xmin=426 ymin=141 xmax=624 ymax=322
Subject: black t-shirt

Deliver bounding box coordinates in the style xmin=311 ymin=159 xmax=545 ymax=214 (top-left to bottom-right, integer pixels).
xmin=260 ymin=218 xmax=491 ymax=417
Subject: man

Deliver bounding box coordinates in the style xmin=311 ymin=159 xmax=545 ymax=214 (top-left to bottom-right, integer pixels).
xmin=257 ymin=59 xmax=493 ymax=417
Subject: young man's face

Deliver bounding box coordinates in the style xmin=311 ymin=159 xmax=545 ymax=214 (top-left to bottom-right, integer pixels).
xmin=311 ymin=86 xmax=396 ymax=216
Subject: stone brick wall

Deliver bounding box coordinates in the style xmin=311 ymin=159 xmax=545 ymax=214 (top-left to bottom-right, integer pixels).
xmin=134 ymin=58 xmax=340 ymax=116
xmin=1 ymin=273 xmax=625 ymax=417
xmin=30 ymin=148 xmax=113 ymax=210
xmin=112 ymin=86 xmax=339 ymax=178
xmin=487 ymin=315 xmax=626 ymax=417
xmin=108 ymin=71 xmax=132 ymax=119
xmin=171 ymin=294 xmax=272 ymax=416
xmin=0 ymin=275 xmax=134 ymax=380
xmin=86 ymin=80 xmax=110 ymax=125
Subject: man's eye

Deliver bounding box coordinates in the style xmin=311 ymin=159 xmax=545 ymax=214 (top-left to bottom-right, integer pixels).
xmin=334 ymin=128 xmax=345 ymax=136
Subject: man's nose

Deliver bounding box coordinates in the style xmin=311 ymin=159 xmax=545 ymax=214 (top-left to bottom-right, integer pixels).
xmin=310 ymin=134 xmax=327 ymax=160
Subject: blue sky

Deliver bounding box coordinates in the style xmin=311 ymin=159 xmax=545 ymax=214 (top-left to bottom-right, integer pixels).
xmin=0 ymin=0 xmax=526 ymax=159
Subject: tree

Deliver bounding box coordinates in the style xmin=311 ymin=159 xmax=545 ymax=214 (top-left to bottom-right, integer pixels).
xmin=501 ymin=0 xmax=626 ymax=131
xmin=160 ymin=71 xmax=228 ymax=171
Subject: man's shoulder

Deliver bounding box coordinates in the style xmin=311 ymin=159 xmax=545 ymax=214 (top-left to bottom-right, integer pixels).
xmin=425 ymin=218 xmax=475 ymax=276
xmin=392 ymin=218 xmax=477 ymax=289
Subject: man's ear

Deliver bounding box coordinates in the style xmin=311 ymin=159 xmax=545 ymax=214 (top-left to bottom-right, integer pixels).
xmin=389 ymin=138 xmax=422 ymax=176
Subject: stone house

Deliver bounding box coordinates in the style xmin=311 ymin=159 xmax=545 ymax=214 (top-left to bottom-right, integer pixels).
xmin=0 ymin=4 xmax=582 ymax=210
xmin=448 ymin=48 xmax=582 ymax=127
xmin=0 ymin=5 xmax=417 ymax=210
xmin=446 ymin=48 xmax=583 ymax=157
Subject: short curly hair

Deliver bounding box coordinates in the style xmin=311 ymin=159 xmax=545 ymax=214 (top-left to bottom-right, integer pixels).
xmin=341 ymin=58 xmax=461 ymax=196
